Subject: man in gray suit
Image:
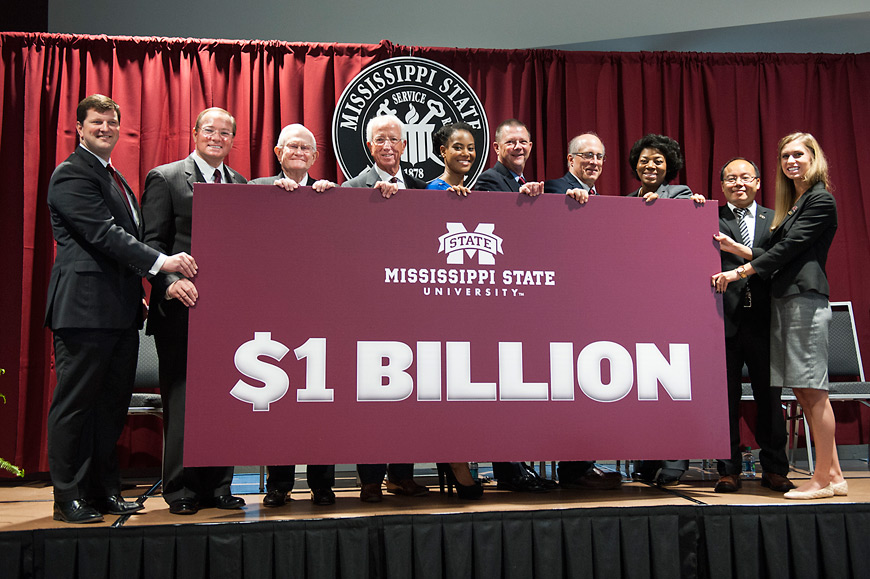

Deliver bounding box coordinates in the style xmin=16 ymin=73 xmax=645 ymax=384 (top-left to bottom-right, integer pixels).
xmin=45 ymin=94 xmax=197 ymax=523
xmin=250 ymin=122 xmax=337 ymax=507
xmin=341 ymin=114 xmax=429 ymax=502
xmin=714 ymin=157 xmax=792 ymax=493
xmin=141 ymin=107 xmax=247 ymax=515
xmin=342 ymin=114 xmax=426 ymax=198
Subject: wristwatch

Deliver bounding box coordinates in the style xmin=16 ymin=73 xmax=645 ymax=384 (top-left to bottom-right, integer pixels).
xmin=736 ymin=266 xmax=747 ymax=279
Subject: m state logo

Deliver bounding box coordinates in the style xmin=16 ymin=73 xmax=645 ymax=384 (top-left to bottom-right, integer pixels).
xmin=332 ymin=56 xmax=489 ymax=185
xmin=438 ymin=223 xmax=503 ymax=265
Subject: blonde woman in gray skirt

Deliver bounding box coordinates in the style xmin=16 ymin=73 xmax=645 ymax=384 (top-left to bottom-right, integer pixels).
xmin=712 ymin=132 xmax=846 ymax=499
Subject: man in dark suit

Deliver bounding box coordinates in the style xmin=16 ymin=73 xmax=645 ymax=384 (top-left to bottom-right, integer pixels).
xmin=544 ymin=132 xmax=605 ymax=204
xmin=45 ymin=94 xmax=198 ymax=523
xmin=714 ymin=157 xmax=793 ymax=493
xmin=542 ymin=133 xmax=622 ymax=491
xmin=341 ymin=114 xmax=430 ymax=502
xmin=250 ymin=123 xmax=337 ymax=507
xmin=342 ymin=114 xmax=426 ymax=198
xmin=474 ymin=119 xmax=543 ymax=196
xmin=474 ymin=119 xmax=554 ymax=492
xmin=141 ymin=107 xmax=248 ymax=515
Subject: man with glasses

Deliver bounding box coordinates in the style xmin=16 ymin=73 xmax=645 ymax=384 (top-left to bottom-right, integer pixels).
xmin=341 ymin=114 xmax=429 ymax=502
xmin=714 ymin=157 xmax=793 ymax=493
xmin=141 ymin=107 xmax=248 ymax=515
xmin=544 ymin=132 xmax=606 ymax=203
xmin=249 ymin=123 xmax=337 ymax=507
xmin=343 ymin=114 xmax=426 ymax=196
xmin=475 ymin=119 xmax=544 ymax=196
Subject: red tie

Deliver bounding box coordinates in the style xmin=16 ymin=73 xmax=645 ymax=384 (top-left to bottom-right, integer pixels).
xmin=590 ymin=186 xmax=597 ymax=196
xmin=518 ymin=175 xmax=527 ymax=185
xmin=213 ymin=169 xmax=223 ymax=183
xmin=107 ymin=164 xmax=126 ymax=194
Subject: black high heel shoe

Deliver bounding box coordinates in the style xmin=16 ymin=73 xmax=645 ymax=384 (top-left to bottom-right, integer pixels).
xmin=437 ymin=463 xmax=483 ymax=500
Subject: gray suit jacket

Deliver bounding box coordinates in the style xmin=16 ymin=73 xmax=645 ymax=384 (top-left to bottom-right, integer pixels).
xmin=342 ymin=165 xmax=426 ymax=189
xmin=626 ymin=183 xmax=693 ymax=199
xmin=45 ymin=146 xmax=158 ymax=330
xmin=141 ymin=154 xmax=246 ymax=333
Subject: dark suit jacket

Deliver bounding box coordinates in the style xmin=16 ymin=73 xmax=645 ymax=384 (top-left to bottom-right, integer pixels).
xmin=544 ymin=172 xmax=592 ymax=195
xmin=141 ymin=154 xmax=246 ymax=334
xmin=719 ymin=203 xmax=774 ymax=337
xmin=750 ymin=181 xmax=837 ymax=299
xmin=342 ymin=165 xmax=426 ymax=189
xmin=45 ymin=146 xmax=159 ymax=330
xmin=626 ymin=183 xmax=693 ymax=199
xmin=474 ymin=161 xmax=521 ymax=192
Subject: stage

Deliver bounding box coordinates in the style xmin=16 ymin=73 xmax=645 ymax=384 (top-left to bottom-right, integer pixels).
xmin=1 ymin=462 xmax=869 ymax=578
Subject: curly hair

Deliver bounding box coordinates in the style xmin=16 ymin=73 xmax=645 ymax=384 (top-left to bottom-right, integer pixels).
xmin=628 ymin=134 xmax=684 ymax=183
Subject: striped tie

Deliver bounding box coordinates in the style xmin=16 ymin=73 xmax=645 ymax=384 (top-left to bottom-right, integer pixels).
xmin=734 ymin=207 xmax=751 ymax=248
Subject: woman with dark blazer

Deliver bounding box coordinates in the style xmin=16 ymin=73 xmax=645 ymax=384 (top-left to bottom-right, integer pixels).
xmin=628 ymin=134 xmax=704 ymax=486
xmin=712 ymin=132 xmax=846 ymax=499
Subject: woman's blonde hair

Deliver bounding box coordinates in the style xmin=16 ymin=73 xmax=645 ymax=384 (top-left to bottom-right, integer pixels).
xmin=772 ymin=132 xmax=830 ymax=229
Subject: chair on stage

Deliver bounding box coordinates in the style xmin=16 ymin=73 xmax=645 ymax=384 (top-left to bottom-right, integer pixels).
xmin=742 ymin=301 xmax=870 ymax=472
xmin=127 ymin=327 xmax=164 ymax=499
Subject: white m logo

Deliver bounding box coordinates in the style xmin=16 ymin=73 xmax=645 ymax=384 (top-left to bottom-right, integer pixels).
xmin=438 ymin=222 xmax=504 ymax=265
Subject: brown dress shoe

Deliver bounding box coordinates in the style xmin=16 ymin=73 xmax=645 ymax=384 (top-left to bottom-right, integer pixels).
xmin=714 ymin=474 xmax=742 ymax=493
xmin=360 ymin=483 xmax=383 ymax=503
xmin=560 ymin=467 xmax=622 ymax=490
xmin=761 ymin=472 xmax=795 ymax=492
xmin=386 ymin=478 xmax=430 ymax=497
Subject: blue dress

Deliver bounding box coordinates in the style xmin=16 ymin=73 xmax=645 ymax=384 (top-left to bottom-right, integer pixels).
xmin=426 ymin=178 xmax=452 ymax=190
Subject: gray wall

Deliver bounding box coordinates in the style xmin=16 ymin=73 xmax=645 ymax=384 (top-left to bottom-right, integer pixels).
xmin=49 ymin=1 xmax=870 ymax=53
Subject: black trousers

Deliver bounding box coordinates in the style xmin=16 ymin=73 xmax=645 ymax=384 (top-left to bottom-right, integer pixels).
xmin=265 ymin=465 xmax=335 ymax=492
xmin=357 ymin=464 xmax=414 ymax=485
xmin=718 ymin=315 xmax=789 ymax=476
xmin=48 ymin=327 xmax=138 ymax=502
xmin=153 ymin=313 xmax=234 ymax=504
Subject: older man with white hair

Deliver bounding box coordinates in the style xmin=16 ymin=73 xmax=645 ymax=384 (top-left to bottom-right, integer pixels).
xmin=249 ymin=123 xmax=335 ymax=192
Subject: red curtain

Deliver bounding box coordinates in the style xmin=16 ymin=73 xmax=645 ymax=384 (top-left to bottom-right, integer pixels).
xmin=2 ymin=32 xmax=868 ymax=475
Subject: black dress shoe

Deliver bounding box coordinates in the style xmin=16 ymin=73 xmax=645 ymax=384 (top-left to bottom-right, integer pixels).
xmin=655 ymin=469 xmax=684 ymax=487
xmin=53 ymin=500 xmax=104 ymax=524
xmin=311 ymin=487 xmax=336 ymax=506
xmin=561 ymin=467 xmax=623 ymax=490
xmin=90 ymin=495 xmax=144 ymax=515
xmin=169 ymin=498 xmax=199 ymax=515
xmin=200 ymin=494 xmax=246 ymax=509
xmin=496 ymin=471 xmax=550 ymax=493
xmin=262 ymin=489 xmax=289 ymax=507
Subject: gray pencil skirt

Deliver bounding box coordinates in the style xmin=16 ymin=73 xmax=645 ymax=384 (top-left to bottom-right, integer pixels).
xmin=769 ymin=291 xmax=832 ymax=389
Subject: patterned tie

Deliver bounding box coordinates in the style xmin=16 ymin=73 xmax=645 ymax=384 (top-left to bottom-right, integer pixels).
xmin=590 ymin=186 xmax=597 ymax=196
xmin=734 ymin=207 xmax=752 ymax=248
xmin=213 ymin=169 xmax=222 ymax=184
xmin=107 ymin=164 xmax=139 ymax=226
xmin=389 ymin=176 xmax=398 ymax=183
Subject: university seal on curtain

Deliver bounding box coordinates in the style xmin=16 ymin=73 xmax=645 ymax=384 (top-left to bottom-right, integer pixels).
xmin=332 ymin=57 xmax=489 ymax=186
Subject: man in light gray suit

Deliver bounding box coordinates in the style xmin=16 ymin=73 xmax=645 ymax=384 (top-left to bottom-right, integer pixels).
xmin=342 ymin=115 xmax=426 ymax=198
xmin=141 ymin=107 xmax=247 ymax=515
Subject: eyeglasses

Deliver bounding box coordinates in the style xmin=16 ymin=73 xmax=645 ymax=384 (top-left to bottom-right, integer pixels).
xmin=572 ymin=152 xmax=605 ymax=161
xmin=199 ymin=127 xmax=234 ymax=139
xmin=373 ymin=137 xmax=402 ymax=147
xmin=723 ymin=175 xmax=758 ymax=186
xmin=284 ymin=143 xmax=314 ymax=154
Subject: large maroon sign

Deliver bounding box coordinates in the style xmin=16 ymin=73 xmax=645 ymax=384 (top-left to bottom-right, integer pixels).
xmin=184 ymin=184 xmax=729 ymax=466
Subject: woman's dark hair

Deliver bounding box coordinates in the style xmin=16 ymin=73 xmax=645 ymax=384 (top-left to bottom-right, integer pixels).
xmin=628 ymin=134 xmax=684 ymax=183
xmin=432 ymin=122 xmax=475 ymax=151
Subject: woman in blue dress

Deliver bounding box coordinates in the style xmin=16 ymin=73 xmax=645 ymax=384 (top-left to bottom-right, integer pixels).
xmin=427 ymin=122 xmax=476 ymax=196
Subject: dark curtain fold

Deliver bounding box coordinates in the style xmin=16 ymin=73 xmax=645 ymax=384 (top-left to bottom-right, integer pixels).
xmin=4 ymin=506 xmax=870 ymax=578
xmin=1 ymin=32 xmax=868 ymax=475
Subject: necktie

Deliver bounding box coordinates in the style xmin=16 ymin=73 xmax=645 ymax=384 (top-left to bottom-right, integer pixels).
xmin=590 ymin=186 xmax=597 ymax=196
xmin=734 ymin=207 xmax=752 ymax=248
xmin=518 ymin=175 xmax=527 ymax=185
xmin=213 ymin=169 xmax=223 ymax=184
xmin=107 ymin=164 xmax=139 ymax=226
xmin=389 ymin=176 xmax=398 ymax=183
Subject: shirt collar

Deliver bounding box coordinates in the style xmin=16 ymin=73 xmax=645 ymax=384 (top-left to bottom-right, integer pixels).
xmin=726 ymin=200 xmax=757 ymax=217
xmin=192 ymin=152 xmax=226 ymax=182
xmin=79 ymin=143 xmax=110 ymax=168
